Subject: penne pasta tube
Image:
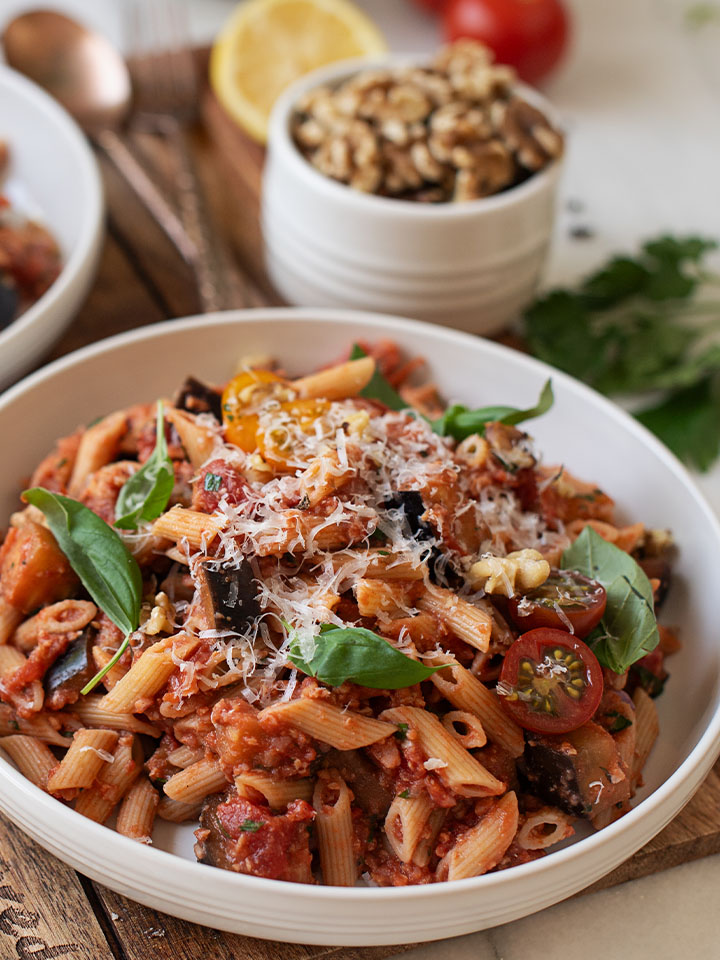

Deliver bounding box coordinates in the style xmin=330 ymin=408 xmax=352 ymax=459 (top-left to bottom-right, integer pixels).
xmin=417 ymin=586 xmax=492 ymax=652
xmin=157 ymin=795 xmax=203 ymax=823
xmin=443 ymin=710 xmax=487 ymax=749
xmin=151 ymin=506 xmax=227 ymax=550
xmin=74 ymin=734 xmax=142 ymax=823
xmin=99 ymin=635 xmax=200 ymax=714
xmin=68 ymin=411 xmax=127 ymax=497
xmin=354 ymin=578 xmax=418 ymax=618
xmin=384 ymin=793 xmax=435 ymax=864
xmin=292 ymin=357 xmax=375 ymax=401
xmin=436 ymin=791 xmax=518 ymax=881
xmin=381 ymin=706 xmax=504 ymax=798
xmin=429 ymin=659 xmax=524 ymax=758
xmin=91 ymin=646 xmax=129 ymax=690
xmin=47 ymin=728 xmax=118 ymax=792
xmin=163 ymin=758 xmax=228 ymax=804
xmin=116 ymin=776 xmax=159 ymax=843
xmin=297 ymin=451 xmax=354 ymax=507
xmin=0 ymin=708 xmax=73 ymax=747
xmin=516 ymin=807 xmax=574 ymax=850
xmin=164 ymin=406 xmax=216 ymax=468
xmin=632 ymin=687 xmax=660 ymax=782
xmin=70 ymin=695 xmax=161 ymax=737
xmin=314 ymin=774 xmax=356 ymax=886
xmin=412 ymin=808 xmax=446 ymax=868
xmin=167 ymin=745 xmax=204 ymax=769
xmin=260 ymin=699 xmax=395 ymax=750
xmin=0 ymin=734 xmax=56 ymax=790
xmin=235 ymin=771 xmax=314 ymax=809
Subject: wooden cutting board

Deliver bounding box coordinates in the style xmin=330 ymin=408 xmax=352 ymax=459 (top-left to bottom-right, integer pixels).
xmin=3 ymin=77 xmax=719 ymax=960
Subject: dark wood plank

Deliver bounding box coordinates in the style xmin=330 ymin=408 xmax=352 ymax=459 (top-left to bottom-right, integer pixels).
xmin=0 ymin=812 xmax=117 ymax=960
xmin=89 ymin=885 xmax=419 ymax=960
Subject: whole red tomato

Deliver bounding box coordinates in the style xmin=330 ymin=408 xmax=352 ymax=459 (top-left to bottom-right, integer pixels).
xmin=442 ymin=0 xmax=570 ymax=85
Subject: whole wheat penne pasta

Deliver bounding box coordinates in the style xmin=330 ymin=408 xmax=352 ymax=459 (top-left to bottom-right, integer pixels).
xmin=385 ymin=793 xmax=435 ymax=864
xmin=0 ymin=734 xmax=56 ymax=790
xmin=443 ymin=710 xmax=487 ymax=749
xmin=517 ymin=807 xmax=574 ymax=850
xmin=260 ymin=700 xmax=395 ymax=750
xmin=235 ymin=772 xmax=314 ymax=809
xmin=381 ymin=706 xmax=504 ymax=798
xmin=47 ymin=728 xmax=118 ymax=792
xmin=436 ymin=791 xmax=518 ymax=881
xmin=164 ymin=406 xmax=216 ymax=468
xmin=69 ymin=695 xmax=161 ymax=737
xmin=151 ymin=506 xmax=227 ymax=549
xmin=13 ymin=599 xmax=97 ymax=651
xmin=167 ymin=745 xmax=204 ymax=769
xmin=0 ymin=599 xmax=23 ymax=645
xmin=74 ymin=734 xmax=142 ymax=823
xmin=417 ymin=586 xmax=492 ymax=652
xmin=116 ymin=776 xmax=160 ymax=842
xmin=163 ymin=758 xmax=228 ymax=804
xmin=430 ymin=659 xmax=524 ymax=758
xmin=314 ymin=774 xmax=356 ymax=886
xmin=68 ymin=410 xmax=127 ymax=497
xmin=91 ymin=646 xmax=129 ymax=690
xmin=157 ymin=795 xmax=204 ymax=822
xmin=99 ymin=635 xmax=200 ymax=714
xmin=292 ymin=356 xmax=375 ymax=401
xmin=632 ymin=687 xmax=660 ymax=781
xmin=297 ymin=451 xmax=355 ymax=507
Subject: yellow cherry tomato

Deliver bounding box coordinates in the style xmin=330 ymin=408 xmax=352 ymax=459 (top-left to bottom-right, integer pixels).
xmin=257 ymin=398 xmax=330 ymax=468
xmin=221 ymin=370 xmax=287 ymax=451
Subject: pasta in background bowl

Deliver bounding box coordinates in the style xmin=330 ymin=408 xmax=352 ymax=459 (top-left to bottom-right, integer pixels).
xmin=0 ymin=308 xmax=718 ymax=945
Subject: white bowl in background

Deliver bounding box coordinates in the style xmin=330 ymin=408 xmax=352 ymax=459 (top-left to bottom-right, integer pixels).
xmin=263 ymin=58 xmax=563 ymax=335
xmin=0 ymin=65 xmax=104 ymax=388
xmin=0 ymin=308 xmax=719 ymax=945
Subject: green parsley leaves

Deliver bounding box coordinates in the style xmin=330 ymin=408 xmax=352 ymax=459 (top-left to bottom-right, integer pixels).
xmin=524 ymin=234 xmax=720 ymax=470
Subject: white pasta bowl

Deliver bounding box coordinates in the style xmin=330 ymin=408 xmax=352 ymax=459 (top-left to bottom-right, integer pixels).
xmin=0 ymin=308 xmax=719 ymax=946
xmin=0 ymin=65 xmax=104 ymax=389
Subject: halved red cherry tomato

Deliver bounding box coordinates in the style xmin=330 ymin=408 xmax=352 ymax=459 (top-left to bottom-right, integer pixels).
xmin=498 ymin=628 xmax=603 ymax=734
xmin=507 ymin=569 xmax=606 ymax=639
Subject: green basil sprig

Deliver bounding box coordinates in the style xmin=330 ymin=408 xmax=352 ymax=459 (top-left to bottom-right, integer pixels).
xmin=348 ymin=344 xmax=553 ymax=443
xmin=561 ymin=525 xmax=659 ymax=674
xmin=349 ymin=344 xmax=407 ymax=412
xmin=431 ymin=379 xmax=554 ymax=442
xmin=288 ymin=622 xmax=444 ymax=689
xmin=23 ymin=488 xmax=143 ymax=694
xmin=115 ymin=401 xmax=174 ymax=529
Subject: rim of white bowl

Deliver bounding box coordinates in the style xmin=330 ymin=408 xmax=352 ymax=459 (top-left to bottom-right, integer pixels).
xmin=0 ymin=66 xmax=104 ymax=358
xmin=267 ymin=55 xmax=564 ymax=218
xmin=2 ymin=307 xmax=720 ymax=906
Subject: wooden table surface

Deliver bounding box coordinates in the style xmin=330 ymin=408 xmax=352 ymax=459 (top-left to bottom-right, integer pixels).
xmin=2 ymin=87 xmax=720 ymax=960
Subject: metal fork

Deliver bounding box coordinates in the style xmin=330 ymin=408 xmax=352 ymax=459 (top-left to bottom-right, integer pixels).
xmin=127 ymin=0 xmax=229 ymax=313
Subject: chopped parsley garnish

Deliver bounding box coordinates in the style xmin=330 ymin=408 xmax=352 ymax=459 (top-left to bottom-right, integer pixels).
xmin=394 ymin=722 xmax=409 ymax=741
xmin=239 ymin=819 xmax=264 ymax=832
xmin=204 ymin=472 xmax=223 ymax=492
xmin=399 ymin=789 xmax=410 ymax=799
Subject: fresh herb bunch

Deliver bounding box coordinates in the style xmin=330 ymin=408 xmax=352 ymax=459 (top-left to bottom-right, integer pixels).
xmin=524 ymin=235 xmax=720 ymax=470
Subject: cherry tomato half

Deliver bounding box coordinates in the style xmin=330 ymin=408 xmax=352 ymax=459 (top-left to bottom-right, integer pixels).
xmin=257 ymin=398 xmax=330 ymax=469
xmin=221 ymin=371 xmax=290 ymax=452
xmin=507 ymin=569 xmax=606 ymax=639
xmin=498 ymin=628 xmax=603 ymax=734
xmin=443 ymin=0 xmax=570 ymax=86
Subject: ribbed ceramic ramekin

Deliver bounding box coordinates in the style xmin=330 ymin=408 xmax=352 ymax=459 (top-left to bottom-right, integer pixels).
xmin=262 ymin=58 xmax=563 ymax=334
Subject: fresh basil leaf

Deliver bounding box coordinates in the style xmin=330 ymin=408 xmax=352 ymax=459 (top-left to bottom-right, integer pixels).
xmin=432 ymin=379 xmax=553 ymax=441
xmin=350 ymin=344 xmax=407 ymax=411
xmin=561 ymin=526 xmax=659 ymax=674
xmin=288 ymin=623 xmax=443 ymax=689
xmin=23 ymin=487 xmax=142 ymax=638
xmin=115 ymin=401 xmax=174 ymax=530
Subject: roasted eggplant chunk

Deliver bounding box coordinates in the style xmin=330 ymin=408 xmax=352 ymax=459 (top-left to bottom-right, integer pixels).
xmin=194 ymin=559 xmax=259 ymax=632
xmin=44 ymin=628 xmax=95 ymax=707
xmin=174 ymin=376 xmax=222 ymax=421
xmin=381 ymin=490 xmax=459 ymax=586
xmin=324 ymin=748 xmax=393 ymax=817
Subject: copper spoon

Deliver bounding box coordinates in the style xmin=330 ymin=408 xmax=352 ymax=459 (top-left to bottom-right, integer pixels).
xmin=2 ymin=9 xmax=197 ymax=265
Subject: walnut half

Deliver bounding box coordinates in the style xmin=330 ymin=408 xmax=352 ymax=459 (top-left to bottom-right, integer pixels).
xmin=469 ymin=549 xmax=550 ymax=597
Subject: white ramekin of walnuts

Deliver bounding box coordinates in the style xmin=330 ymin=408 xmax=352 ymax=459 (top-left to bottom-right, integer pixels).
xmin=262 ymin=41 xmax=564 ymax=335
